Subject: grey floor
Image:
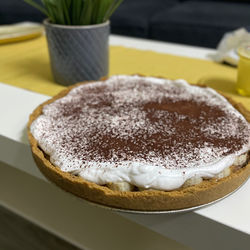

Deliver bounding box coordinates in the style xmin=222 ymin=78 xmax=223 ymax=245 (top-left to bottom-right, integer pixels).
xmin=0 ymin=205 xmax=81 ymax=250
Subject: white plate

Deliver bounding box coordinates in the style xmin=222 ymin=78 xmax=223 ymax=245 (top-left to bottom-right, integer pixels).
xmin=0 ymin=22 xmax=43 ymax=44
xmin=79 ymin=179 xmax=249 ymax=214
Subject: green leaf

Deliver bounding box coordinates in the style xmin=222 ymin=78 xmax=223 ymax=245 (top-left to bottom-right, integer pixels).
xmin=97 ymin=0 xmax=110 ymax=23
xmin=24 ymin=0 xmax=123 ymax=25
xmin=72 ymin=0 xmax=82 ymax=25
xmin=43 ymin=1 xmax=59 ymax=23
xmin=62 ymin=0 xmax=72 ymax=25
xmin=103 ymin=0 xmax=123 ymax=22
xmin=80 ymin=0 xmax=92 ymax=25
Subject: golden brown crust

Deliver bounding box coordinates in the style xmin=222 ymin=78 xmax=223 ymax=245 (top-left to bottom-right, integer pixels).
xmin=27 ymin=79 xmax=250 ymax=211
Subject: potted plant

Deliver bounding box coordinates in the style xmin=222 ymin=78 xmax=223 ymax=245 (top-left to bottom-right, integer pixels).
xmin=24 ymin=0 xmax=123 ymax=85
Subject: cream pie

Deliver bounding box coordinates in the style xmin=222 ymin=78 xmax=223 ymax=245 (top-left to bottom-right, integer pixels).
xmin=28 ymin=75 xmax=250 ymax=211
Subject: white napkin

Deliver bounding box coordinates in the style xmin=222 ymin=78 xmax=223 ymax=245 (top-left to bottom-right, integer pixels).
xmin=212 ymin=28 xmax=250 ymax=66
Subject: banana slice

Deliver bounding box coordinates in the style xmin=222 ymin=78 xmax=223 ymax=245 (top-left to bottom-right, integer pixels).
xmin=107 ymin=181 xmax=134 ymax=191
xmin=233 ymin=153 xmax=248 ymax=167
xmin=107 ymin=152 xmax=249 ymax=191
xmin=214 ymin=167 xmax=231 ymax=179
xmin=182 ymin=176 xmax=203 ymax=188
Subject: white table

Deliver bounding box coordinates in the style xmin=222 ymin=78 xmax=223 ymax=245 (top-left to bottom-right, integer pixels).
xmin=0 ymin=35 xmax=249 ymax=250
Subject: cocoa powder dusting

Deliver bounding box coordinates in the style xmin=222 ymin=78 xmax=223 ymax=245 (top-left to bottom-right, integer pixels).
xmin=36 ymin=76 xmax=250 ymax=172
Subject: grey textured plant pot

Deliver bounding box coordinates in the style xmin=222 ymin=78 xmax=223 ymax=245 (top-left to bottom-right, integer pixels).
xmin=44 ymin=19 xmax=109 ymax=86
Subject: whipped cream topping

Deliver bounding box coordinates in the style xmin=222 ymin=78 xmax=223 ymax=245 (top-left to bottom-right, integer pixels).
xmin=30 ymin=75 xmax=250 ymax=190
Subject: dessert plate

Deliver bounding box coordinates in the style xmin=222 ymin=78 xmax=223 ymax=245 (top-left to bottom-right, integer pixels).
xmin=0 ymin=22 xmax=43 ymax=44
xmin=79 ymin=179 xmax=249 ymax=214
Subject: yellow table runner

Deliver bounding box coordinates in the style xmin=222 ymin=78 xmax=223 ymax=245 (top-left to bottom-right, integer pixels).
xmin=0 ymin=36 xmax=249 ymax=109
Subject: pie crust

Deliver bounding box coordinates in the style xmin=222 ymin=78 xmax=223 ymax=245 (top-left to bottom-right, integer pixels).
xmin=27 ymin=79 xmax=250 ymax=211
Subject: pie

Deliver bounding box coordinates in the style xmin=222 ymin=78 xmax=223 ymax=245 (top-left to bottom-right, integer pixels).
xmin=28 ymin=75 xmax=250 ymax=211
